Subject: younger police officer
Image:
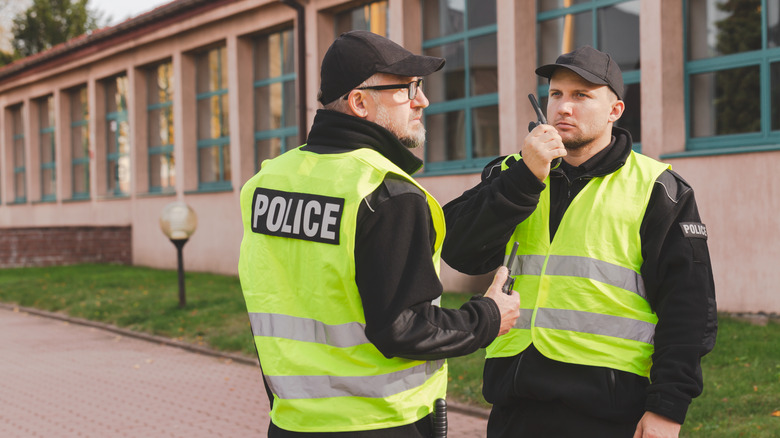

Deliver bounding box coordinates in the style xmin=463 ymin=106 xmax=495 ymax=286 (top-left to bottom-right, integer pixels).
xmin=238 ymin=31 xmax=520 ymax=437
xmin=442 ymin=46 xmax=717 ymax=437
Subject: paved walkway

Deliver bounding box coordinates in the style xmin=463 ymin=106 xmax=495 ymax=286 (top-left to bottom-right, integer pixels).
xmin=0 ymin=306 xmax=488 ymax=437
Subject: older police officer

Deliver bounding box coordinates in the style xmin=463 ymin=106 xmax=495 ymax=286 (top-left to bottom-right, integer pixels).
xmin=239 ymin=31 xmax=520 ymax=438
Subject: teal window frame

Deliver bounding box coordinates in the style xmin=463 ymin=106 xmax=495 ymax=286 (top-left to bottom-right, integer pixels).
xmin=70 ymin=87 xmax=90 ymax=201
xmin=536 ymin=0 xmax=642 ymax=152
xmin=678 ymin=0 xmax=780 ymax=158
xmin=253 ymin=29 xmax=298 ymax=171
xmin=196 ymin=46 xmax=231 ymax=192
xmin=421 ymin=2 xmax=500 ymax=175
xmin=39 ymin=96 xmax=56 ymax=202
xmin=147 ymin=62 xmax=175 ymax=194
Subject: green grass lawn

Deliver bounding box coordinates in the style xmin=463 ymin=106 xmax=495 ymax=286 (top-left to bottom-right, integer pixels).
xmin=1 ymin=264 xmax=778 ymax=436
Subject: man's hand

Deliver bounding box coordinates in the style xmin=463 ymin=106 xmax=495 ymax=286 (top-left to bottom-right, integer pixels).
xmin=633 ymin=411 xmax=681 ymax=438
xmin=483 ymin=266 xmax=520 ymax=336
xmin=522 ymin=124 xmax=566 ymax=181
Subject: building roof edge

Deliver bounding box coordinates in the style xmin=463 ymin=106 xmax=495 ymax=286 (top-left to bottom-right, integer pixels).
xmin=0 ymin=0 xmax=216 ymax=82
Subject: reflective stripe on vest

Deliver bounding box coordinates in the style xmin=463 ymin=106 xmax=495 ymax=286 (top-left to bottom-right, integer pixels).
xmin=266 ymin=359 xmax=446 ymax=400
xmin=248 ymin=312 xmax=369 ymax=348
xmin=239 ymin=146 xmax=447 ymax=432
xmin=488 ymin=151 xmax=669 ymax=377
xmin=508 ymin=254 xmax=647 ymax=299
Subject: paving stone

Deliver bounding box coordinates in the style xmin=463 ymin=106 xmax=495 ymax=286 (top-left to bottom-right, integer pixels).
xmin=0 ymin=307 xmax=488 ymax=437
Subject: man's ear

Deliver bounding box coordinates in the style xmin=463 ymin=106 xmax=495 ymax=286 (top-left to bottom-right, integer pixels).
xmin=608 ymin=100 xmax=625 ymax=123
xmin=347 ymin=91 xmax=370 ymax=118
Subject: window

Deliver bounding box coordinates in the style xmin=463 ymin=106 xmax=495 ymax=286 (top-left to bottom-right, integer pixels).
xmin=685 ymin=0 xmax=779 ymax=153
xmin=105 ymin=75 xmax=130 ymax=196
xmin=253 ymin=29 xmax=297 ymax=170
xmin=11 ymin=105 xmax=26 ymax=203
xmin=422 ymin=0 xmax=499 ymax=173
xmin=335 ymin=1 xmax=388 ymax=36
xmin=196 ymin=45 xmax=231 ymax=190
xmin=537 ymin=0 xmax=641 ymax=149
xmin=148 ymin=62 xmax=175 ymax=192
xmin=38 ymin=95 xmax=56 ymax=202
xmin=70 ymin=86 xmax=90 ymax=200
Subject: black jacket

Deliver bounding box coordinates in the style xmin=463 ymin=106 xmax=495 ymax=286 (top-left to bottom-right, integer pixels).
xmin=267 ymin=110 xmax=501 ymax=438
xmin=441 ymin=127 xmax=717 ymax=425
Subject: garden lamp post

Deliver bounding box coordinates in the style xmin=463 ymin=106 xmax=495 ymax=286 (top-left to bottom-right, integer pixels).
xmin=159 ymin=201 xmax=197 ymax=308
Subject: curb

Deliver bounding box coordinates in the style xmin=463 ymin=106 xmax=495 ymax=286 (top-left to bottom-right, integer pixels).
xmin=0 ymin=302 xmax=491 ymax=420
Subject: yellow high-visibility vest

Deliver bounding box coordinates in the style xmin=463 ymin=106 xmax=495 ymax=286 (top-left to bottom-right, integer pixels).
xmin=486 ymin=151 xmax=669 ymax=377
xmin=239 ymin=146 xmax=447 ymax=432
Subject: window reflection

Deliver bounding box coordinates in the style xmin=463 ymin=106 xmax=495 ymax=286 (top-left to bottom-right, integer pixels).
xmin=254 ymin=28 xmax=297 ymax=170
xmin=422 ymin=0 xmax=498 ymax=167
xmin=148 ymin=62 xmax=175 ymax=192
xmin=687 ymin=0 xmax=762 ymax=60
xmin=690 ymin=66 xmax=761 ymax=137
xmin=538 ymin=0 xmax=588 ymax=13
xmin=472 ymin=105 xmax=499 ymax=158
xmin=770 ymin=0 xmax=780 ymax=48
xmin=12 ymin=105 xmax=26 ymax=202
xmin=106 ymin=75 xmax=130 ymax=195
xmin=424 ymin=41 xmax=465 ymax=101
xmin=335 ymin=1 xmax=388 ymax=36
xmin=423 ymin=0 xmax=465 ymax=40
xmin=598 ymin=1 xmax=640 ymax=71
xmin=70 ymin=86 xmax=89 ymax=198
xmin=772 ymin=62 xmax=780 ymax=131
xmin=426 ymin=110 xmax=466 ymax=162
xmin=196 ymin=46 xmax=230 ymax=188
xmin=39 ymin=95 xmax=56 ymax=200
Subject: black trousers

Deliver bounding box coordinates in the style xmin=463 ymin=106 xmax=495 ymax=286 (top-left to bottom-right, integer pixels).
xmin=487 ymin=399 xmax=640 ymax=438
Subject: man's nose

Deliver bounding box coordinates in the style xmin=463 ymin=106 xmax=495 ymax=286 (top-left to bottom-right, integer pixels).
xmin=412 ymin=88 xmax=429 ymax=108
xmin=557 ymin=100 xmax=573 ymax=115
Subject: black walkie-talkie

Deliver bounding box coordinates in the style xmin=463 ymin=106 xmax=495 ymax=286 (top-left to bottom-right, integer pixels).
xmin=432 ymin=398 xmax=447 ymax=438
xmin=502 ymin=242 xmax=519 ymax=295
xmin=528 ymin=94 xmax=562 ymax=169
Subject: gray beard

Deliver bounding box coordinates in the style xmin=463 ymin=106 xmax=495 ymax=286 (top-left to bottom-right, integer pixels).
xmin=399 ymin=133 xmax=424 ymax=149
xmin=376 ymin=105 xmax=425 ymax=149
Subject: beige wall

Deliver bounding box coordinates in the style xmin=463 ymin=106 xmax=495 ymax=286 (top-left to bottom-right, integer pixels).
xmin=1 ymin=0 xmax=778 ymax=313
xmin=669 ymin=153 xmax=780 ymax=313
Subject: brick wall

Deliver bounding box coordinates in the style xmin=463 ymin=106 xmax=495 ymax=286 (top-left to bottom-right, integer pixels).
xmin=0 ymin=226 xmax=132 ymax=268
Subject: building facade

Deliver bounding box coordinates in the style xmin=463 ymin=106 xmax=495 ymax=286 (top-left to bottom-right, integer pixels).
xmin=0 ymin=0 xmax=777 ymax=313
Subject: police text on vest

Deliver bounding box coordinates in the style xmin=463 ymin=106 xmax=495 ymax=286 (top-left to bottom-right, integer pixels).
xmin=679 ymin=222 xmax=708 ymax=240
xmin=251 ymin=188 xmax=344 ymax=245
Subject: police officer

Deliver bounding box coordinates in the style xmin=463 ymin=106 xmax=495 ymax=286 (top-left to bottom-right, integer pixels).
xmin=441 ymin=46 xmax=717 ymax=437
xmin=238 ymin=30 xmax=520 ymax=438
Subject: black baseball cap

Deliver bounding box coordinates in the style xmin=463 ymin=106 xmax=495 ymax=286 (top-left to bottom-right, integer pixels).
xmin=535 ymin=46 xmax=624 ymax=100
xmin=318 ymin=30 xmax=445 ymax=105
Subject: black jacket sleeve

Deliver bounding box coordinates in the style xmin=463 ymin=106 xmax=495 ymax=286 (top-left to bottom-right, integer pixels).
xmin=442 ymin=156 xmax=546 ymax=275
xmin=354 ymin=177 xmax=501 ymax=361
xmin=641 ymin=170 xmax=718 ymax=423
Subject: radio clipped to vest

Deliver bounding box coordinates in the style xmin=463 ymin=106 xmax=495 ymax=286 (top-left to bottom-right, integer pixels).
xmin=501 ymin=241 xmax=520 ymax=294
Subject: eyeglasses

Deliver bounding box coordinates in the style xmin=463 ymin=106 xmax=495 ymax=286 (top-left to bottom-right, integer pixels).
xmin=345 ymin=78 xmax=424 ymax=101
